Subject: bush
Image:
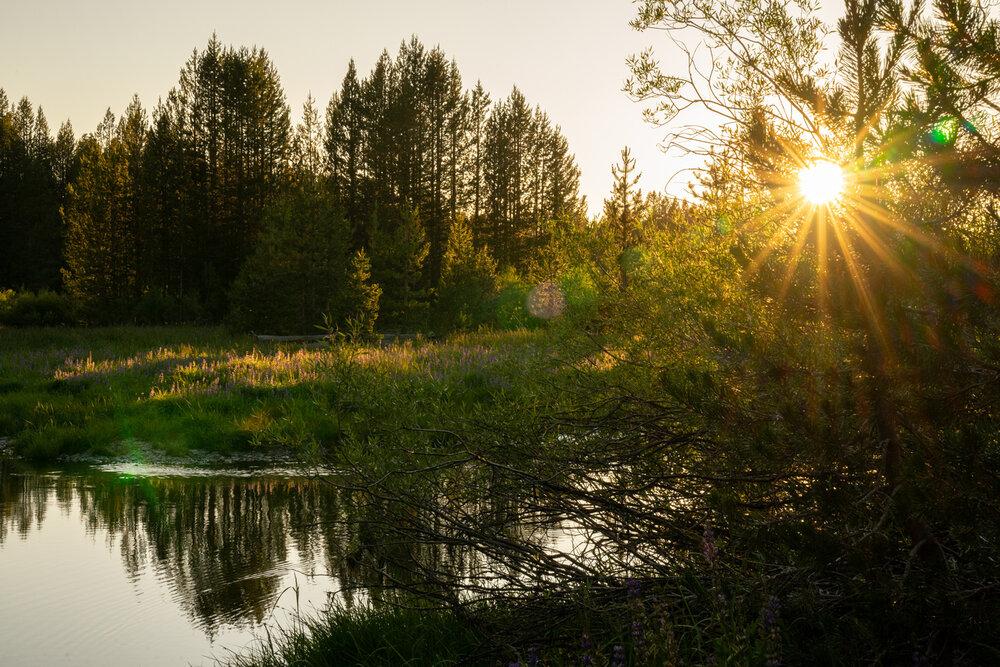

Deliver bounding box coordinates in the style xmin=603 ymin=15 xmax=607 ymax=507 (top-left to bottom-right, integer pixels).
xmin=0 ymin=289 xmax=79 ymax=326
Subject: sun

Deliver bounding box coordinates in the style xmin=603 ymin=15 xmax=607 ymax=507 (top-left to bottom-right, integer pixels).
xmin=797 ymin=160 xmax=845 ymax=205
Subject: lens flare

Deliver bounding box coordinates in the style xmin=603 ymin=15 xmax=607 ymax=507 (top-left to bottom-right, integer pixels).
xmin=526 ymin=281 xmax=566 ymax=319
xmin=929 ymin=117 xmax=959 ymax=146
xmin=797 ymin=160 xmax=845 ymax=205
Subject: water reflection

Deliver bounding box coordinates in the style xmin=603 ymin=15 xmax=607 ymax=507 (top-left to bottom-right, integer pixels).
xmin=0 ymin=460 xmax=347 ymax=641
xmin=0 ymin=459 xmax=574 ymax=666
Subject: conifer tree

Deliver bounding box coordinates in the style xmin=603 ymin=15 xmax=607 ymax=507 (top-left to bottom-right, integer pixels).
xmin=603 ymin=146 xmax=643 ymax=289
xmin=468 ymin=81 xmax=491 ymax=228
xmin=343 ymin=248 xmax=381 ymax=339
xmin=326 ymin=60 xmax=365 ymax=233
xmin=62 ymin=108 xmax=144 ymax=319
xmin=291 ymin=93 xmax=325 ymax=180
xmin=370 ymin=207 xmax=431 ymax=329
xmin=228 ymin=180 xmax=350 ymax=333
xmin=437 ymin=214 xmax=497 ymax=329
xmin=0 ymin=94 xmax=65 ymax=290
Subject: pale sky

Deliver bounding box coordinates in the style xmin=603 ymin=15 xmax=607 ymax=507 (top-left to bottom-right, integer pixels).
xmin=0 ymin=0 xmax=844 ymax=215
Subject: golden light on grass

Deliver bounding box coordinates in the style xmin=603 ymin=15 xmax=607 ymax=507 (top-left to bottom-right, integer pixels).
xmin=797 ymin=160 xmax=846 ymax=205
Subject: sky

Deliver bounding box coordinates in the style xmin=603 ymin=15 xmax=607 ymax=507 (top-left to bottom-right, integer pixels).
xmin=0 ymin=0 xmax=844 ymax=216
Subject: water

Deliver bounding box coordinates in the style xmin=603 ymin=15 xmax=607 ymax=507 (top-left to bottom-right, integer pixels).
xmin=0 ymin=459 xmax=349 ymax=666
xmin=0 ymin=457 xmax=592 ymax=666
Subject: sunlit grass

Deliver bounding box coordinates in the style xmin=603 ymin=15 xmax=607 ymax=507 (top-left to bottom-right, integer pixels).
xmin=0 ymin=326 xmax=551 ymax=461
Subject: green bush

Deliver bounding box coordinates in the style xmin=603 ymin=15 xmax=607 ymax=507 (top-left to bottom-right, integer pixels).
xmin=0 ymin=289 xmax=79 ymax=326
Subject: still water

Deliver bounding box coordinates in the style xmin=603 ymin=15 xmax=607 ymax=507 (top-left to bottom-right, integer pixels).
xmin=0 ymin=459 xmax=354 ymax=666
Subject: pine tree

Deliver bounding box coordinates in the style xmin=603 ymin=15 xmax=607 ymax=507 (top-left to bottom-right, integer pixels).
xmin=228 ymin=180 xmax=350 ymax=333
xmin=370 ymin=207 xmax=431 ymax=329
xmin=343 ymin=248 xmax=381 ymax=340
xmin=0 ymin=94 xmax=64 ymax=290
xmin=62 ymin=111 xmax=143 ymax=320
xmin=468 ymin=81 xmax=491 ymax=229
xmin=167 ymin=35 xmax=291 ymax=316
xmin=437 ymin=214 xmax=497 ymax=330
xmin=326 ymin=60 xmax=365 ymax=234
xmin=603 ymin=146 xmax=643 ymax=289
xmin=291 ymin=93 xmax=325 ymax=180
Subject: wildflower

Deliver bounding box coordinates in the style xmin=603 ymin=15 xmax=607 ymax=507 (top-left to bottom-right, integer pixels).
xmin=632 ymin=619 xmax=646 ymax=652
xmin=580 ymin=634 xmax=594 ymax=665
xmin=626 ymin=577 xmax=640 ymax=598
xmin=612 ymin=644 xmax=625 ymax=667
xmin=759 ymin=595 xmax=782 ymax=667
xmin=527 ymin=647 xmax=539 ymax=667
xmin=702 ymin=526 xmax=719 ymax=566
xmin=759 ymin=595 xmax=780 ymax=631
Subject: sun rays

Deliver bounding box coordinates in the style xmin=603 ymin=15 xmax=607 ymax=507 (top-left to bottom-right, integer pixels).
xmin=797 ymin=160 xmax=846 ymax=205
xmin=729 ymin=133 xmax=978 ymax=353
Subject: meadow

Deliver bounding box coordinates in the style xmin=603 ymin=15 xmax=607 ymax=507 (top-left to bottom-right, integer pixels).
xmin=0 ymin=326 xmax=549 ymax=462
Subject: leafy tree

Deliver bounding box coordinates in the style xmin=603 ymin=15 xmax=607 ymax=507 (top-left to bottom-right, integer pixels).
xmin=591 ymin=0 xmax=1000 ymax=660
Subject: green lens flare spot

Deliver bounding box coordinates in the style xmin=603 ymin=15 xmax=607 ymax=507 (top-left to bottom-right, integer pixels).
xmin=716 ymin=214 xmax=732 ymax=235
xmin=929 ymin=117 xmax=959 ymax=146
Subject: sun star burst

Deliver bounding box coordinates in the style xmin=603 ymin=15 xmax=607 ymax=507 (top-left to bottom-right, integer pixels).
xmin=798 ymin=160 xmax=845 ymax=205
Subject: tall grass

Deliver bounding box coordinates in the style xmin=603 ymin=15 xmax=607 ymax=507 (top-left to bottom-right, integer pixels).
xmin=226 ymin=605 xmax=487 ymax=667
xmin=0 ymin=326 xmax=549 ymax=461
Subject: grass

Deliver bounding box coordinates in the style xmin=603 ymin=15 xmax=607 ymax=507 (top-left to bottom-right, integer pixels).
xmin=227 ymin=605 xmax=490 ymax=667
xmin=0 ymin=326 xmax=551 ymax=462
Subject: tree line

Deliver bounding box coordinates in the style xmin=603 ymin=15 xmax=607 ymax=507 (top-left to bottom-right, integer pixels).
xmin=0 ymin=35 xmax=585 ymax=332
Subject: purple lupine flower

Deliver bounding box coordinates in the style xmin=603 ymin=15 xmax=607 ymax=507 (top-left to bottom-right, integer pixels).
xmin=632 ymin=619 xmax=646 ymax=651
xmin=702 ymin=526 xmax=719 ymax=566
xmin=580 ymin=634 xmax=593 ymax=665
xmin=759 ymin=595 xmax=782 ymax=666
xmin=527 ymin=647 xmax=539 ymax=667
xmin=759 ymin=595 xmax=780 ymax=630
xmin=611 ymin=644 xmax=625 ymax=667
xmin=626 ymin=577 xmax=640 ymax=598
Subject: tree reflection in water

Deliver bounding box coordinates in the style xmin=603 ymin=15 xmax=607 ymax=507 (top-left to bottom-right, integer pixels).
xmin=0 ymin=460 xmax=504 ymax=640
xmin=1 ymin=462 xmax=345 ymax=636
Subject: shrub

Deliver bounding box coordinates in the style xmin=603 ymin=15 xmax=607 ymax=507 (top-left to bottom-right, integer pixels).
xmin=0 ymin=289 xmax=79 ymax=326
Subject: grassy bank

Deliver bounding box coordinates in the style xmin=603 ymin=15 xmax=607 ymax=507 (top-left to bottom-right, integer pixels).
xmin=0 ymin=326 xmax=549 ymax=462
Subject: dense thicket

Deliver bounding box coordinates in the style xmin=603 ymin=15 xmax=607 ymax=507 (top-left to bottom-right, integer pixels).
xmin=0 ymin=35 xmax=582 ymax=332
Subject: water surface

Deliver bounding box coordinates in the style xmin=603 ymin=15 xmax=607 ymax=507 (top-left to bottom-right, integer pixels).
xmin=0 ymin=460 xmax=347 ymax=666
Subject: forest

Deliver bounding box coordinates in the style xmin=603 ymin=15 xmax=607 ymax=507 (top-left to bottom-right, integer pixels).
xmin=3 ymin=0 xmax=1000 ymax=664
xmin=0 ymin=34 xmax=594 ymax=334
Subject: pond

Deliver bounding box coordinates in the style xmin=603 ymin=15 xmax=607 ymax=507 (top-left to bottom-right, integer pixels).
xmin=0 ymin=458 xmax=354 ymax=666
